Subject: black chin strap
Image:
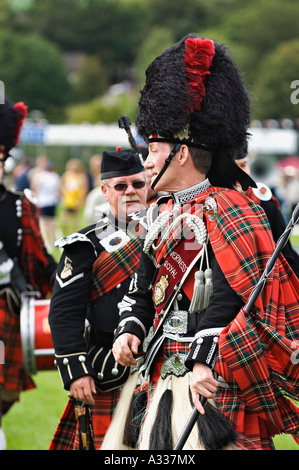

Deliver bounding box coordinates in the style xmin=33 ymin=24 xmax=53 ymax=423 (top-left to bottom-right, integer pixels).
xmin=151 ymin=143 xmax=182 ymax=191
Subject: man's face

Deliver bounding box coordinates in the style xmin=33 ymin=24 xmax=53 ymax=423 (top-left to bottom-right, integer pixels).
xmin=235 ymin=156 xmax=250 ymax=193
xmin=101 ymin=172 xmax=148 ymax=222
xmin=145 ymin=141 xmax=179 ymax=193
xmin=236 ymin=156 xmax=250 ymax=176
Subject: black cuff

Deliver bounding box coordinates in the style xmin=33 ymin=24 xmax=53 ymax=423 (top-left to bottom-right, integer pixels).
xmin=54 ymin=352 xmax=96 ymax=390
xmin=185 ymin=327 xmax=223 ymax=370
xmin=114 ymin=317 xmax=147 ymax=344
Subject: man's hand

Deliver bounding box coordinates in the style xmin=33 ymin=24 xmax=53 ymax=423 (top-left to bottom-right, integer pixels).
xmin=112 ymin=333 xmax=141 ymax=367
xmin=69 ymin=376 xmax=96 ymax=405
xmin=190 ymin=362 xmax=220 ymax=415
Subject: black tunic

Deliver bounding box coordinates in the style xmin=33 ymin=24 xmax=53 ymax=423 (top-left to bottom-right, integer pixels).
xmin=49 ymin=216 xmax=142 ymax=389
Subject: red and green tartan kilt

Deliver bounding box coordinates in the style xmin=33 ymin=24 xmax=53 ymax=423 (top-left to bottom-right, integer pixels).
xmin=216 ymin=386 xmax=275 ymax=450
xmin=49 ymin=387 xmax=121 ymax=450
xmin=0 ymin=295 xmax=35 ymax=392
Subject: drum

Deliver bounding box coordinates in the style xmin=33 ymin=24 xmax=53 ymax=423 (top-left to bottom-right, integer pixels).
xmin=20 ymin=293 xmax=55 ymax=375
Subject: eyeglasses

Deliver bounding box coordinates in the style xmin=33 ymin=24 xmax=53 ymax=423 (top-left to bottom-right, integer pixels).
xmin=107 ymin=181 xmax=146 ymax=192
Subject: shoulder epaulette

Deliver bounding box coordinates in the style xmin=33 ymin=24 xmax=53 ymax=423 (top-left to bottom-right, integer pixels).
xmin=54 ymin=232 xmax=96 ymax=250
xmin=252 ymin=182 xmax=272 ymax=202
xmin=23 ymin=188 xmax=38 ymax=205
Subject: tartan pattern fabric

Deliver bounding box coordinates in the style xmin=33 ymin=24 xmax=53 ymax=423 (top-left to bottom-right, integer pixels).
xmin=216 ymin=386 xmax=276 ymax=450
xmin=89 ymin=233 xmax=142 ymax=300
xmin=0 ymin=296 xmax=35 ymax=391
xmin=147 ymin=187 xmax=299 ymax=447
xmin=20 ymin=195 xmax=53 ymax=297
xmin=203 ymin=188 xmax=299 ymax=443
xmin=49 ymin=387 xmax=121 ymax=450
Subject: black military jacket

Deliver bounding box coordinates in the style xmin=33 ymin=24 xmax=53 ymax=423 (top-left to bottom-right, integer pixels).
xmin=49 ymin=215 xmax=141 ymax=389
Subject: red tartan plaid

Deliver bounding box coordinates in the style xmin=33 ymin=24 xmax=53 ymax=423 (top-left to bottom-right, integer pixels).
xmin=49 ymin=387 xmax=121 ymax=450
xmin=20 ymin=195 xmax=53 ymax=297
xmin=0 ymin=296 xmax=35 ymax=391
xmin=203 ymin=189 xmax=299 ymax=443
xmin=150 ymin=187 xmax=299 ymax=446
xmin=216 ymin=386 xmax=276 ymax=450
xmin=89 ymin=234 xmax=142 ymax=300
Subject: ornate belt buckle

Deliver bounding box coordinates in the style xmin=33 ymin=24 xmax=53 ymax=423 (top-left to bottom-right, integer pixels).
xmin=160 ymin=352 xmax=187 ymax=379
xmin=163 ymin=310 xmax=188 ymax=335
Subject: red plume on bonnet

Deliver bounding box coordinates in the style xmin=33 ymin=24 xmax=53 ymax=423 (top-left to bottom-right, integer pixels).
xmin=183 ymin=37 xmax=215 ymax=112
xmin=13 ymin=101 xmax=28 ymax=146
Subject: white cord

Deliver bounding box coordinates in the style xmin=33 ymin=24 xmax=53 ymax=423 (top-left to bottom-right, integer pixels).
xmin=144 ymin=211 xmax=207 ymax=255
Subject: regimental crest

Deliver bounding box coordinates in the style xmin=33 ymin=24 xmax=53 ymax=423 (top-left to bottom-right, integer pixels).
xmin=154 ymin=274 xmax=170 ymax=306
xmin=60 ymin=256 xmax=73 ymax=279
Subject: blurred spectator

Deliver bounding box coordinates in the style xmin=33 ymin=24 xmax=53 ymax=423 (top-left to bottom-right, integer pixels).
xmin=60 ymin=158 xmax=89 ymax=234
xmin=280 ymin=166 xmax=299 ymax=219
xmin=31 ymin=161 xmax=61 ymax=250
xmin=84 ymin=185 xmax=107 ymax=224
xmin=12 ymin=156 xmax=32 ymax=191
xmin=27 ymin=155 xmax=49 ymax=186
xmin=84 ymin=154 xmax=107 ymax=223
xmin=87 ymin=154 xmax=102 ymax=191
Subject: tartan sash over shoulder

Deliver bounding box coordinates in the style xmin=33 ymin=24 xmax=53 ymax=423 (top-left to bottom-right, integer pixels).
xmin=205 ymin=188 xmax=299 ymax=442
xmin=89 ymin=230 xmax=142 ymax=300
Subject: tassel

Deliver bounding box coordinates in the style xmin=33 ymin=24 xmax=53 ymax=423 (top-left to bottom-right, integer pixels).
xmin=149 ymin=379 xmax=173 ymax=450
xmin=189 ymin=270 xmax=205 ymax=313
xmin=203 ymin=268 xmax=213 ymax=310
xmin=188 ymin=389 xmax=237 ymax=450
xmin=189 ymin=244 xmax=213 ymax=313
xmin=124 ymin=389 xmax=148 ymax=448
xmin=197 ymin=401 xmax=237 ymax=450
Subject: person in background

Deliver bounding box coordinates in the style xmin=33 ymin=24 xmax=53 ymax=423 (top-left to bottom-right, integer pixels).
xmin=60 ymin=158 xmax=89 ymax=234
xmin=27 ymin=155 xmax=49 ymax=188
xmin=0 ymin=100 xmax=57 ymax=450
xmin=12 ymin=156 xmax=32 ymax=191
xmin=49 ymin=147 xmax=148 ymax=449
xmin=84 ymin=154 xmax=107 ymax=224
xmin=87 ymin=154 xmax=102 ymax=191
xmin=31 ymin=160 xmax=61 ymax=251
xmin=280 ymin=165 xmax=299 ymax=220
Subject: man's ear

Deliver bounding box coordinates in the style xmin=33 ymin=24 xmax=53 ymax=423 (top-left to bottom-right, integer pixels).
xmin=177 ymin=144 xmax=189 ymax=166
xmin=101 ymin=183 xmax=109 ymax=201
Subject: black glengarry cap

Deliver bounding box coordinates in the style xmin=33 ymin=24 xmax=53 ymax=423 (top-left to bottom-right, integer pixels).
xmin=101 ymin=147 xmax=144 ymax=179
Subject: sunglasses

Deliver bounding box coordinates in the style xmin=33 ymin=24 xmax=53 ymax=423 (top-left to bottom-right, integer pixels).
xmin=108 ymin=181 xmax=146 ymax=192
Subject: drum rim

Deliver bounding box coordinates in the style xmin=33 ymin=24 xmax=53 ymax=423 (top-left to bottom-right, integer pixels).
xmin=20 ymin=293 xmax=37 ymax=375
xmin=20 ymin=294 xmax=55 ymax=374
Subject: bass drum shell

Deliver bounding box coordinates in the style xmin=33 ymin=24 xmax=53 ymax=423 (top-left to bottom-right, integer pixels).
xmin=20 ymin=294 xmax=55 ymax=375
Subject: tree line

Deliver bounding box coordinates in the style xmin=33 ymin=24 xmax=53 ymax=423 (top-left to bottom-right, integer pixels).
xmin=0 ymin=0 xmax=298 ymax=123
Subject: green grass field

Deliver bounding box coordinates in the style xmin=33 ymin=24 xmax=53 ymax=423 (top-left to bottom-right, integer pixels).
xmin=2 ymin=370 xmax=299 ymax=450
xmin=3 ymin=370 xmax=67 ymax=450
